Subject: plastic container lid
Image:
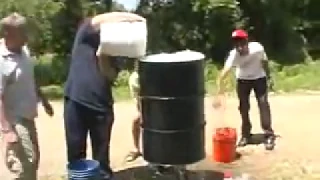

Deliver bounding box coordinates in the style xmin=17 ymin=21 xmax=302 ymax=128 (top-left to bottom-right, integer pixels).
xmin=214 ymin=127 xmax=237 ymax=141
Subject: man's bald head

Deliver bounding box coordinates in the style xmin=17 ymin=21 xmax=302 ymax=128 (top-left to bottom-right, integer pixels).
xmin=0 ymin=13 xmax=28 ymax=52
xmin=1 ymin=12 xmax=27 ymax=29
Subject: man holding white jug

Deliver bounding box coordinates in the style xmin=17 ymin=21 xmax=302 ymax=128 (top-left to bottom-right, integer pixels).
xmin=64 ymin=12 xmax=145 ymax=180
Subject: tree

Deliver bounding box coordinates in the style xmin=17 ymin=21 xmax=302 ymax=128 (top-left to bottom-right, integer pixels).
xmin=136 ymin=0 xmax=241 ymax=61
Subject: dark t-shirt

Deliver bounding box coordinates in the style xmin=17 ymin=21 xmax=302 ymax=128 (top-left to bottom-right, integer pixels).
xmin=64 ymin=19 xmax=113 ymax=112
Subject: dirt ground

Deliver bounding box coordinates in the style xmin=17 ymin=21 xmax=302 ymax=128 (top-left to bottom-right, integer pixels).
xmin=1 ymin=94 xmax=320 ymax=179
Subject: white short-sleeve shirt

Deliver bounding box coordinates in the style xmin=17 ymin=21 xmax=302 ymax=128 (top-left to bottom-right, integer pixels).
xmin=0 ymin=40 xmax=38 ymax=123
xmin=224 ymin=42 xmax=268 ymax=80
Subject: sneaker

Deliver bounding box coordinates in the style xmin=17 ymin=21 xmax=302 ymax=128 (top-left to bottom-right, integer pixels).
xmin=237 ymin=136 xmax=250 ymax=147
xmin=101 ymin=173 xmax=113 ymax=180
xmin=265 ymin=134 xmax=276 ymax=151
xmin=125 ymin=151 xmax=142 ymax=162
xmin=100 ymin=168 xmax=114 ymax=180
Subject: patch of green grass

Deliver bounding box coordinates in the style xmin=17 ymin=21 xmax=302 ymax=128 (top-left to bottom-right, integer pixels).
xmin=41 ymin=84 xmax=132 ymax=102
xmin=112 ymin=85 xmax=131 ymax=101
xmin=273 ymin=61 xmax=320 ymax=92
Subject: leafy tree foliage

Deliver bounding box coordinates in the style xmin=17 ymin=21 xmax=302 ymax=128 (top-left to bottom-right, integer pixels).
xmin=0 ymin=0 xmax=319 ymax=86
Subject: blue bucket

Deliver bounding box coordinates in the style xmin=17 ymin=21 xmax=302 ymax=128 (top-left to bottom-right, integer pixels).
xmin=67 ymin=159 xmax=101 ymax=180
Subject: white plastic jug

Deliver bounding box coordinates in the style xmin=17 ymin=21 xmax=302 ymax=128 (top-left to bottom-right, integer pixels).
xmin=99 ymin=21 xmax=147 ymax=58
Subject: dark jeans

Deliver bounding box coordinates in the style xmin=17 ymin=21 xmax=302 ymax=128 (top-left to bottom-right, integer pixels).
xmin=236 ymin=77 xmax=274 ymax=137
xmin=64 ymin=98 xmax=114 ymax=179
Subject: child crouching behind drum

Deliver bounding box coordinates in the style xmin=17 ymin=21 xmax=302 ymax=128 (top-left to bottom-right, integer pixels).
xmin=126 ymin=60 xmax=142 ymax=162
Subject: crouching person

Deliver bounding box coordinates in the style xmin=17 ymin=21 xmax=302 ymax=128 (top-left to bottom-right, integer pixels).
xmin=0 ymin=13 xmax=53 ymax=180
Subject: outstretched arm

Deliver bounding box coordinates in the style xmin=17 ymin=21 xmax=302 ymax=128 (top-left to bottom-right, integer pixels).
xmin=0 ymin=59 xmax=18 ymax=143
xmin=216 ymin=66 xmax=232 ymax=94
xmin=216 ymin=51 xmax=236 ymax=94
xmin=35 ymin=74 xmax=54 ymax=116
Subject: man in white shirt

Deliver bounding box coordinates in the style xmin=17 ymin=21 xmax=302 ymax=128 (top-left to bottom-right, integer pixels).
xmin=215 ymin=29 xmax=275 ymax=150
xmin=0 ymin=13 xmax=53 ymax=180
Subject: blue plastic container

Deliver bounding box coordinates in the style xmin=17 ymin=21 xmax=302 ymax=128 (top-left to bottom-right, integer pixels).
xmin=67 ymin=159 xmax=101 ymax=180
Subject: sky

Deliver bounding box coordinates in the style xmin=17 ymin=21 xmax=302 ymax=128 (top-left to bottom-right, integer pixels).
xmin=114 ymin=0 xmax=139 ymax=10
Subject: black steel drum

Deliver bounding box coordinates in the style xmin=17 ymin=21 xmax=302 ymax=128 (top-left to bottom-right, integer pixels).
xmin=139 ymin=52 xmax=206 ymax=165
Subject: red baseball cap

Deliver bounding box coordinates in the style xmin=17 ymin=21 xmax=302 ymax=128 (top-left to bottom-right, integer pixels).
xmin=231 ymin=29 xmax=248 ymax=39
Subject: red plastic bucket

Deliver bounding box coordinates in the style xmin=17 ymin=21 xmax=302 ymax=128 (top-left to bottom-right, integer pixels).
xmin=212 ymin=127 xmax=237 ymax=163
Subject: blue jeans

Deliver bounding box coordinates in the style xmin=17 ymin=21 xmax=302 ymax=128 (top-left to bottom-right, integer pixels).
xmin=64 ymin=98 xmax=114 ymax=179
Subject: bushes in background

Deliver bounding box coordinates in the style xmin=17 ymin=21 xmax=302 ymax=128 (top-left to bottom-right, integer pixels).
xmin=35 ymin=54 xmax=320 ymax=100
xmin=34 ymin=54 xmax=70 ymax=86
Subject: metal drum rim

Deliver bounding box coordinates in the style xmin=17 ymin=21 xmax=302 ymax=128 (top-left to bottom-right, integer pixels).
xmin=139 ymin=51 xmax=205 ymax=63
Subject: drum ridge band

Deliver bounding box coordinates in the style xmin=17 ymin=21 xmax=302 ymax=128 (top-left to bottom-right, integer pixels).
xmin=139 ymin=94 xmax=206 ymax=100
xmin=141 ymin=121 xmax=206 ymax=134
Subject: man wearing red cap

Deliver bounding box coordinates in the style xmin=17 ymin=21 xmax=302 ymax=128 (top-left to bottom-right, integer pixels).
xmin=214 ymin=29 xmax=275 ymax=150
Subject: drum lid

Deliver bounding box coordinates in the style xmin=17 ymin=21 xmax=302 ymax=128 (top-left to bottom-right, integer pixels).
xmin=140 ymin=50 xmax=205 ymax=63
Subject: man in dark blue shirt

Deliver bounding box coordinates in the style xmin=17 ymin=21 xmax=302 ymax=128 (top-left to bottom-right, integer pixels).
xmin=64 ymin=12 xmax=145 ymax=179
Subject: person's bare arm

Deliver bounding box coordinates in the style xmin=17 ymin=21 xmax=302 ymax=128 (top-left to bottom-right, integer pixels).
xmin=216 ymin=66 xmax=232 ymax=94
xmin=34 ymin=78 xmax=45 ymax=103
xmin=34 ymin=79 xmax=54 ymax=116
xmin=0 ymin=58 xmax=15 ymax=132
xmin=0 ymin=78 xmax=18 ymax=143
xmin=0 ymin=76 xmax=12 ymax=132
xmin=262 ymin=61 xmax=270 ymax=78
xmin=0 ymin=96 xmax=11 ymax=132
xmin=29 ymin=47 xmax=54 ymax=116
xmin=216 ymin=51 xmax=236 ymax=94
xmin=91 ymin=12 xmax=146 ymax=30
xmin=262 ymin=52 xmax=270 ymax=78
xmin=261 ymin=51 xmax=274 ymax=90
xmin=97 ymin=53 xmax=118 ymax=81
xmin=30 ymin=49 xmax=45 ymax=102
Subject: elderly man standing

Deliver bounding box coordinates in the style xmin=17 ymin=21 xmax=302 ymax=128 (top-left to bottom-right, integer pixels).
xmin=64 ymin=12 xmax=145 ymax=180
xmin=0 ymin=13 xmax=54 ymax=180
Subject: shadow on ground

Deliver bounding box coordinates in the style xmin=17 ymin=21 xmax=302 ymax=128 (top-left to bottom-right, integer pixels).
xmin=114 ymin=166 xmax=224 ymax=180
xmin=247 ymin=133 xmax=281 ymax=146
xmin=235 ymin=152 xmax=242 ymax=160
xmin=248 ymin=133 xmax=266 ymax=145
